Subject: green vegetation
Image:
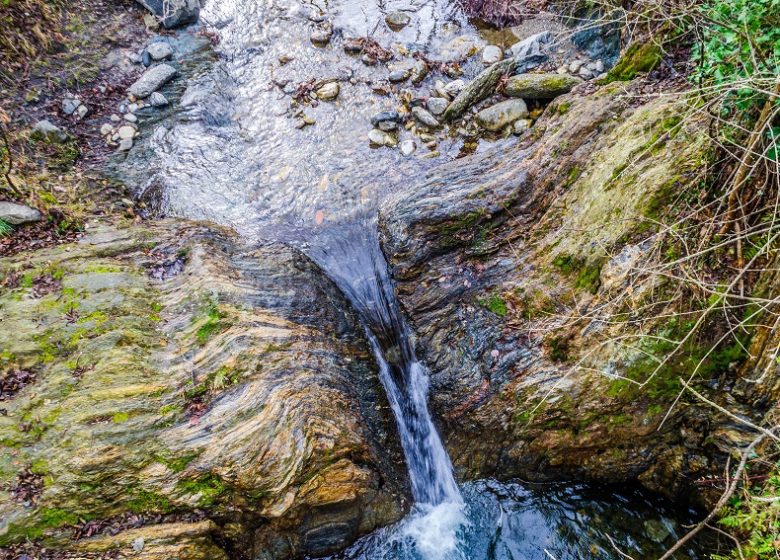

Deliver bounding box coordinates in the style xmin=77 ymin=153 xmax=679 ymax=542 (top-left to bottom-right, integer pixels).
xmin=194 ymin=297 xmax=227 ymax=345
xmin=604 ymin=41 xmax=663 ymax=83
xmin=177 ymin=473 xmax=229 ymax=508
xmin=0 ymin=218 xmax=11 ymax=236
xmin=479 ymin=292 xmax=508 ymax=317
xmin=552 ymin=254 xmax=602 ymax=294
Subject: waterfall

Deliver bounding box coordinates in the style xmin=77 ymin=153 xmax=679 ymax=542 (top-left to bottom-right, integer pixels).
xmin=303 ymin=223 xmax=462 ymax=508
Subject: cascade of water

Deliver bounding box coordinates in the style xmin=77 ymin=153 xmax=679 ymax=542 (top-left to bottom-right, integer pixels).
xmin=303 ymin=223 xmax=462 ymax=507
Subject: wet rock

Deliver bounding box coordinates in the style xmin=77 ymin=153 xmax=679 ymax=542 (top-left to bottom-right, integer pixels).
xmin=371 ymin=111 xmax=401 ymax=131
xmin=644 ymin=519 xmax=671 ymax=543
xmin=315 ymin=81 xmax=340 ymax=101
xmin=400 ymin=139 xmax=416 ymax=156
xmin=442 ymin=79 xmax=465 ymax=98
xmin=0 ymin=202 xmax=42 ymax=225
xmin=385 ymin=11 xmax=411 ymax=31
xmin=482 ymin=45 xmax=503 ymax=65
xmin=426 ymin=97 xmax=449 ymax=116
xmin=310 ymin=23 xmax=333 ymax=46
xmin=476 ymin=99 xmax=529 ymax=131
xmin=124 ymin=113 xmax=138 ymax=123
xmin=117 ymin=125 xmax=137 ymax=140
xmin=440 ymin=35 xmax=481 ymax=61
xmin=146 ymin=41 xmax=173 ymax=61
xmin=142 ymin=49 xmax=152 ymax=67
xmin=344 ymin=38 xmax=364 ymax=54
xmin=411 ymin=107 xmax=440 ymax=128
xmin=389 ymin=69 xmax=410 ymax=83
xmin=0 ymin=221 xmax=407 ymax=558
xmin=569 ymin=60 xmax=584 ymax=73
xmin=368 ymin=129 xmax=397 ymax=147
xmin=148 ymin=91 xmax=169 ymax=107
xmin=31 ymin=120 xmax=68 ymax=143
xmin=127 ymin=64 xmax=177 ymax=98
xmin=504 ymin=74 xmax=583 ymax=99
xmin=410 ymin=60 xmax=429 ymax=85
xmin=134 ymin=0 xmax=200 ymax=29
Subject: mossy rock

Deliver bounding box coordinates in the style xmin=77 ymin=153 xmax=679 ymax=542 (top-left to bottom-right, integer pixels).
xmin=604 ymin=41 xmax=663 ymax=83
xmin=504 ymin=73 xmax=583 ymax=99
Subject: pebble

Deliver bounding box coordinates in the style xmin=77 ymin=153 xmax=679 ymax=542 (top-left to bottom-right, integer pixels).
xmin=315 ymin=81 xmax=340 ymax=101
xmin=371 ymin=111 xmax=401 ymax=127
xmin=579 ymin=67 xmax=593 ymax=79
xmin=512 ymin=118 xmax=532 ymax=135
xmin=117 ymin=126 xmax=136 ymax=140
xmin=310 ymin=23 xmax=333 ymax=45
xmin=399 ymin=139 xmax=416 ymax=156
xmin=569 ymin=60 xmax=584 ymax=73
xmin=368 ymin=129 xmax=397 ymax=147
xmin=118 ymin=138 xmax=134 ymax=152
xmin=426 ymin=97 xmax=449 ymax=116
xmin=594 ymin=59 xmax=604 ymax=72
xmin=61 ymin=95 xmax=81 ymax=116
xmin=110 ymin=114 xmax=121 ymax=122
xmin=385 ymin=11 xmax=411 ymax=31
xmin=411 ymin=107 xmax=440 ymax=128
xmin=378 ymin=120 xmax=398 ymax=132
xmin=443 ymin=79 xmax=465 ymax=97
xmin=128 ymin=103 xmax=139 ymax=113
xmin=146 ymin=42 xmax=173 ymax=61
xmin=142 ymin=50 xmax=152 ymax=67
xmin=76 ymin=104 xmax=89 ymax=119
xmin=148 ymin=92 xmax=169 ymax=107
xmin=419 ymin=133 xmax=436 ymax=143
xmin=124 ymin=113 xmax=138 ymax=123
xmin=100 ymin=123 xmax=114 ymax=136
xmin=482 ymin=45 xmax=503 ymax=65
xmin=389 ymin=69 xmax=410 ymax=83
xmin=132 ymin=537 xmax=145 ymax=552
xmin=128 ymin=52 xmax=143 ymax=64
xmin=410 ymin=60 xmax=429 ymax=84
xmin=476 ymin=98 xmax=529 ymax=132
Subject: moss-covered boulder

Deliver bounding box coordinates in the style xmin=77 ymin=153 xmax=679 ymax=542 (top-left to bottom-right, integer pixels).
xmin=0 ymin=220 xmax=407 ymax=559
xmin=604 ymin=41 xmax=663 ymax=83
xmin=504 ymin=73 xmax=583 ymax=99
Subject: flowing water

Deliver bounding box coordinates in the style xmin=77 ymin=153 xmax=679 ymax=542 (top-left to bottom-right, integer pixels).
xmin=120 ymin=0 xmax=717 ymax=557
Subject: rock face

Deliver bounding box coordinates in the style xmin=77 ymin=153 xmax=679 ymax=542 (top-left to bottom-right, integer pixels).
xmin=0 ymin=221 xmax=407 ymax=558
xmin=128 ymin=64 xmax=177 ymax=98
xmin=0 ymin=202 xmax=42 ymax=225
xmin=379 ymin=85 xmax=754 ymax=503
xmin=135 ymin=0 xmax=200 ymax=29
xmin=504 ymin=74 xmax=583 ymax=99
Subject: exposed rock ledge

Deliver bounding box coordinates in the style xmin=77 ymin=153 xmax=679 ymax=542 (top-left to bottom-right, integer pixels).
xmin=379 ymin=83 xmax=776 ymax=504
xmin=0 ymin=221 xmax=407 ymax=559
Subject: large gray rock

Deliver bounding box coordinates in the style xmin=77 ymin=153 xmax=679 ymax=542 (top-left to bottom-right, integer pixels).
xmin=476 ymin=99 xmax=529 ymax=131
xmin=0 ymin=201 xmax=43 ymax=225
xmin=504 ymin=74 xmax=583 ymax=99
xmin=127 ymin=64 xmax=177 ymax=98
xmin=134 ymin=0 xmax=200 ymax=29
xmin=31 ymin=120 xmax=68 ymax=143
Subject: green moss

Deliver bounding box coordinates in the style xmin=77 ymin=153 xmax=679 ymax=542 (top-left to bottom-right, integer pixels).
xmin=478 ymin=293 xmax=508 ymax=317
xmin=155 ymin=451 xmax=200 ymax=473
xmin=574 ymin=262 xmax=602 ymax=294
xmin=194 ymin=298 xmax=227 ymax=346
xmin=604 ymin=42 xmax=663 ymax=83
xmin=564 ymin=166 xmax=581 ymax=188
xmin=126 ymin=488 xmax=174 ymax=514
xmin=548 ymin=336 xmax=571 ymax=362
xmin=557 ymin=101 xmax=572 ymax=115
xmin=177 ymin=473 xmax=228 ymax=508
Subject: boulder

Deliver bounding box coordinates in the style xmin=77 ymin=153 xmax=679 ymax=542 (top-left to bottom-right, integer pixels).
xmin=476 ymin=99 xmax=529 ymax=131
xmin=134 ymin=0 xmax=200 ymax=29
xmin=128 ymin=64 xmax=177 ymax=99
xmin=504 ymin=74 xmax=583 ymax=99
xmin=0 ymin=221 xmax=407 ymax=558
xmin=31 ymin=120 xmax=68 ymax=143
xmin=385 ymin=11 xmax=411 ymax=31
xmin=146 ymin=41 xmax=174 ymax=61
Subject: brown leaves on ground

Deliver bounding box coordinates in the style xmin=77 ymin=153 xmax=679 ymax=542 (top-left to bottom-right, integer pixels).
xmin=0 ymin=221 xmax=81 ymax=258
xmin=0 ymin=369 xmax=36 ymax=401
xmin=10 ymin=467 xmax=44 ymax=506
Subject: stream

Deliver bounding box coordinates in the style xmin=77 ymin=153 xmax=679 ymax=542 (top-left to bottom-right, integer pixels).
xmin=122 ymin=0 xmax=717 ymax=558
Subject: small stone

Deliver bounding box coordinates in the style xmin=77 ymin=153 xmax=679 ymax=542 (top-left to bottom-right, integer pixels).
xmin=579 ymin=66 xmax=593 ymax=79
xmin=31 ymin=120 xmax=68 ymax=143
xmin=419 ymin=133 xmax=436 ymax=143
xmin=62 ymin=96 xmax=81 ymax=116
xmin=143 ymin=13 xmax=159 ymax=31
xmin=476 ymin=98 xmax=529 ymax=132
xmin=100 ymin=123 xmax=114 ymax=136
xmin=512 ymin=118 xmax=532 ymax=135
xmin=399 ymin=139 xmax=416 ymax=156
xmin=378 ymin=120 xmax=398 ymax=132
xmin=368 ymin=129 xmax=397 ymax=147
xmin=389 ymin=69 xmax=410 ymax=83
xmin=426 ymin=97 xmax=449 ymax=116
xmin=556 ymin=66 xmax=568 ymax=74
xmin=278 ymin=55 xmax=293 ymax=65
xmin=482 ymin=45 xmax=503 ymax=65
xmin=344 ymin=39 xmax=364 ymax=54
xmin=118 ymin=138 xmax=134 ymax=152
xmin=124 ymin=113 xmax=138 ymax=123
xmin=76 ymin=104 xmax=89 ymax=119
xmin=410 ymin=60 xmax=429 ymax=85
xmin=385 ymin=11 xmax=411 ymax=31
xmin=132 ymin=537 xmax=145 ymax=552
xmin=569 ymin=60 xmax=584 ymax=73
xmin=110 ymin=114 xmax=121 ymax=122
xmin=644 ymin=519 xmax=671 ymax=543
xmin=371 ymin=111 xmax=401 ymax=127
xmin=586 ymin=62 xmax=597 ymax=71
xmin=315 ymin=81 xmax=340 ymax=101
xmin=127 ymin=64 xmax=177 ymax=99
xmin=443 ymin=79 xmax=465 ymax=97
xmin=0 ymin=202 xmax=43 ymax=225
xmin=361 ymin=53 xmax=377 ymax=66
xmin=128 ymin=52 xmax=143 ymax=64
xmin=411 ymin=107 xmax=440 ymax=128
xmin=594 ymin=59 xmax=604 ymax=72
xmin=142 ymin=50 xmax=152 ymax=67
xmin=117 ymin=126 xmax=136 ymax=140
xmin=310 ymin=23 xmax=333 ymax=45
xmin=128 ymin=103 xmax=139 ymax=113
xmin=147 ymin=42 xmax=174 ymax=61
xmin=148 ymin=92 xmax=169 ymax=107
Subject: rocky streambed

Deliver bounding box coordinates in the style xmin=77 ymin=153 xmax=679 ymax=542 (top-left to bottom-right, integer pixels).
xmin=2 ymin=0 xmax=776 ymax=559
